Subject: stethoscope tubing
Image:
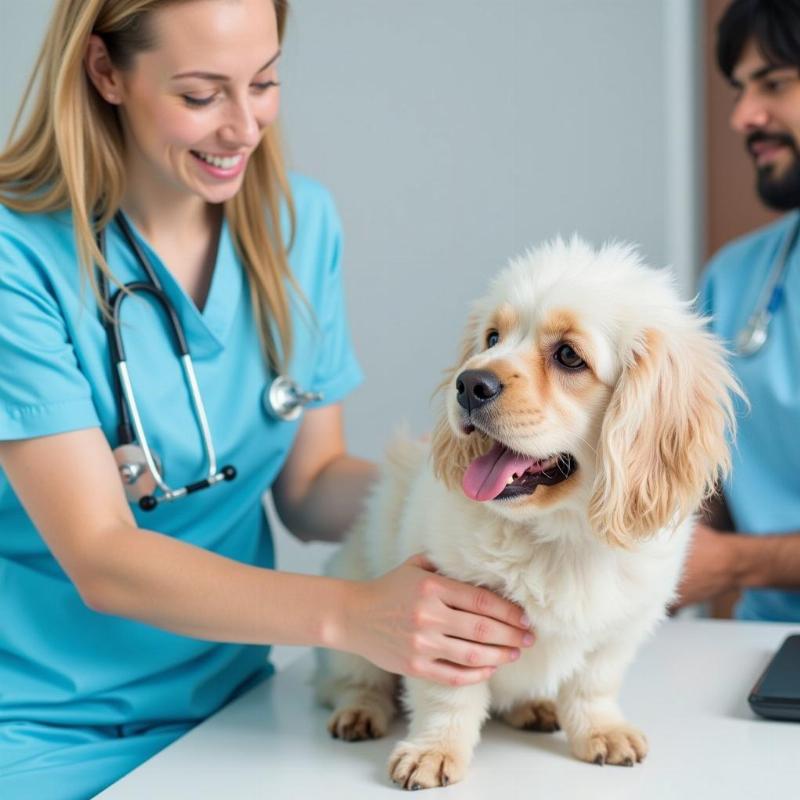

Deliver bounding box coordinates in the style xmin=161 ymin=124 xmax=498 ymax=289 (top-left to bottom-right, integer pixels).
xmin=736 ymin=211 xmax=800 ymax=357
xmin=97 ymin=213 xmax=235 ymax=510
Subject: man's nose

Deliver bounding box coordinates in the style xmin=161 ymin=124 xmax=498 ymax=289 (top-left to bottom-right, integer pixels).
xmin=730 ymin=89 xmax=770 ymax=134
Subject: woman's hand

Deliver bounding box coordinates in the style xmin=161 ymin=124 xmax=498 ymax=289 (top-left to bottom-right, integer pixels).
xmin=339 ymin=553 xmax=535 ymax=686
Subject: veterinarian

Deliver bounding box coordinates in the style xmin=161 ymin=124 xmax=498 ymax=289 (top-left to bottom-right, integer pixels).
xmin=675 ymin=0 xmax=800 ymax=622
xmin=0 ymin=2 xmax=534 ymax=796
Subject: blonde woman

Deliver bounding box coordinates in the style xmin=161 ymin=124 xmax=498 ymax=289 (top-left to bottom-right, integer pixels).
xmin=0 ymin=1 xmax=534 ymax=795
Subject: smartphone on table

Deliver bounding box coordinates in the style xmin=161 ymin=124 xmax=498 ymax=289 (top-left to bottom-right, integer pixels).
xmin=749 ymin=634 xmax=800 ymax=721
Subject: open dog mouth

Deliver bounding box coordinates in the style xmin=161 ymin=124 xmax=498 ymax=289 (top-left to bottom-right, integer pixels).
xmin=462 ymin=439 xmax=578 ymax=502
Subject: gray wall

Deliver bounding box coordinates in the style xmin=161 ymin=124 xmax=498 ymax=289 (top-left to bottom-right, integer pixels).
xmin=280 ymin=0 xmax=701 ymax=460
xmin=1 ymin=3 xmax=701 ymax=633
xmin=1 ymin=0 xmax=700 ymax=462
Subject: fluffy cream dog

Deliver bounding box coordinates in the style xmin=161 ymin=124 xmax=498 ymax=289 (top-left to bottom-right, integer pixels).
xmin=315 ymin=237 xmax=738 ymax=790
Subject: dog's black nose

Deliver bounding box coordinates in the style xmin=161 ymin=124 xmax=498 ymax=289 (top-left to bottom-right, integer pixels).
xmin=456 ymin=369 xmax=503 ymax=412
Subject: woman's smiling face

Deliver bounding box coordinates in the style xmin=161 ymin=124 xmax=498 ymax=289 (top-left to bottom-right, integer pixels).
xmin=96 ymin=0 xmax=281 ymax=206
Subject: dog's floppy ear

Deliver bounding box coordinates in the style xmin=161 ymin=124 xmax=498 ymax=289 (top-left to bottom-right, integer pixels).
xmin=589 ymin=323 xmax=739 ymax=547
xmin=430 ymin=314 xmax=491 ymax=490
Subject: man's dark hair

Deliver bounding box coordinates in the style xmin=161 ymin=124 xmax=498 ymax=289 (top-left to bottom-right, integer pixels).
xmin=718 ymin=0 xmax=800 ymax=80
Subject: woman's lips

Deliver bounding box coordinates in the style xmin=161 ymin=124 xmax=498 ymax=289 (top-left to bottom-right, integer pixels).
xmin=190 ymin=150 xmax=247 ymax=179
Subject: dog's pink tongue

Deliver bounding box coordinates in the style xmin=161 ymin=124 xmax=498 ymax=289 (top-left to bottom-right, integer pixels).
xmin=462 ymin=442 xmax=536 ymax=502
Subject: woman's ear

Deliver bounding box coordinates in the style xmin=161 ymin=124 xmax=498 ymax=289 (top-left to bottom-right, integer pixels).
xmin=589 ymin=323 xmax=739 ymax=547
xmin=430 ymin=313 xmax=490 ymax=490
xmin=84 ymin=35 xmax=124 ymax=105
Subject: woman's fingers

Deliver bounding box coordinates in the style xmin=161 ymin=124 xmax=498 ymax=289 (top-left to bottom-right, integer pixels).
xmin=435 ymin=572 xmax=531 ymax=632
xmin=355 ymin=555 xmax=535 ymax=685
xmin=444 ymin=608 xmax=536 ymax=651
xmin=407 ymin=552 xmax=438 ymax=573
xmin=435 ymin=634 xmax=523 ymax=669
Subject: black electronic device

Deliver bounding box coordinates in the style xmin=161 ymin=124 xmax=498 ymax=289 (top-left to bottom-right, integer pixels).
xmin=748 ymin=634 xmax=800 ymax=721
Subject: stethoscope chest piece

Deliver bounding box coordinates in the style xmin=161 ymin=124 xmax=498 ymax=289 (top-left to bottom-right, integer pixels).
xmin=264 ymin=375 xmax=323 ymax=421
xmin=735 ymin=314 xmax=770 ymax=357
xmin=113 ymin=443 xmax=161 ymax=503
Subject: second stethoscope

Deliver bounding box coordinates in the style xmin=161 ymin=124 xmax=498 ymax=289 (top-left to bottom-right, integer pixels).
xmin=735 ymin=211 xmax=800 ymax=357
xmin=97 ymin=211 xmax=322 ymax=511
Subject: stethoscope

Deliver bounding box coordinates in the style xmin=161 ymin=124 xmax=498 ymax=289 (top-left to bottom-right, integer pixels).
xmin=735 ymin=211 xmax=800 ymax=357
xmin=97 ymin=211 xmax=322 ymax=511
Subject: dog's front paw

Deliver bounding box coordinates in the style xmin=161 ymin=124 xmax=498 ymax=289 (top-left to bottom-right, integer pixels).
xmin=572 ymin=724 xmax=648 ymax=766
xmin=327 ymin=705 xmax=389 ymax=741
xmin=500 ymin=699 xmax=560 ymax=732
xmin=388 ymin=742 xmax=468 ymax=790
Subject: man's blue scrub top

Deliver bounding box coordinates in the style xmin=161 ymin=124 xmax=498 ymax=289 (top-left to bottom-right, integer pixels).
xmin=699 ymin=211 xmax=800 ymax=621
xmin=0 ymin=174 xmax=363 ymax=797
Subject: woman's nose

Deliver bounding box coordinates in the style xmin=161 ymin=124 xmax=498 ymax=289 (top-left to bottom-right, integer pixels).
xmin=221 ymin=100 xmax=262 ymax=148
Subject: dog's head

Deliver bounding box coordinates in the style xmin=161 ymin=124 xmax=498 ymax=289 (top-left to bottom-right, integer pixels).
xmin=431 ymin=237 xmax=740 ymax=546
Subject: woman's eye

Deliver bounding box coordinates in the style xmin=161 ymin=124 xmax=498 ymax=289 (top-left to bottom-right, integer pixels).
xmin=183 ymin=94 xmax=215 ymax=108
xmin=554 ymin=343 xmax=585 ymax=369
xmin=486 ymin=330 xmax=500 ymax=348
xmin=252 ymin=80 xmax=280 ymax=92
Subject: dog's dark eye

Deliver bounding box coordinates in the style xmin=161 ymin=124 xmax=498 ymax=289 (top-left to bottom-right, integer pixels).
xmin=486 ymin=330 xmax=500 ymax=348
xmin=554 ymin=344 xmax=585 ymax=369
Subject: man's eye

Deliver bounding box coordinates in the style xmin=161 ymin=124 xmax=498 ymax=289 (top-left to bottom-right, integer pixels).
xmin=554 ymin=343 xmax=585 ymax=369
xmin=763 ymin=74 xmax=798 ymax=93
xmin=486 ymin=330 xmax=500 ymax=348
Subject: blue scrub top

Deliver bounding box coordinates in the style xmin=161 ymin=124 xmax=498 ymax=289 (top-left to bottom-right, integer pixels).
xmin=0 ymin=174 xmax=362 ymax=795
xmin=699 ymin=211 xmax=800 ymax=621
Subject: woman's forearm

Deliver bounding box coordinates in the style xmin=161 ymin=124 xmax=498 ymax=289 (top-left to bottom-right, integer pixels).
xmin=279 ymin=454 xmax=379 ymax=542
xmin=81 ymin=524 xmax=352 ymax=646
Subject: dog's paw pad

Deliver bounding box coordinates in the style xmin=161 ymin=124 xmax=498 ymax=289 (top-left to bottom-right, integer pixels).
xmin=327 ymin=706 xmax=387 ymax=741
xmin=501 ymin=699 xmax=560 ymax=732
xmin=388 ymin=744 xmax=466 ymax=790
xmin=575 ymin=725 xmax=648 ymax=766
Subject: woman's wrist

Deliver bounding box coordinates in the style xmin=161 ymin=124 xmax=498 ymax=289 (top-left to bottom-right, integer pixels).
xmin=316 ymin=576 xmax=362 ymax=654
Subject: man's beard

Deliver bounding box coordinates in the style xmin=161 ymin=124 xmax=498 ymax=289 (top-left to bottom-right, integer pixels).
xmin=749 ymin=131 xmax=800 ymax=210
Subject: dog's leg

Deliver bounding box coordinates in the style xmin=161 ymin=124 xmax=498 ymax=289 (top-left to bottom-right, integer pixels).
xmin=315 ymin=649 xmax=397 ymax=741
xmin=388 ymin=679 xmax=490 ymax=790
xmin=556 ymin=637 xmax=648 ymax=767
xmin=499 ymin=698 xmax=560 ymax=732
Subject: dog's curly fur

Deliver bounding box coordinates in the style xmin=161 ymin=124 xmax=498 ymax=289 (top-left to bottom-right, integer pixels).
xmin=314 ymin=237 xmax=740 ymax=790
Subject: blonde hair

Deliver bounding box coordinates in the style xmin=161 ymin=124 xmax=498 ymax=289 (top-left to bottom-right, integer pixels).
xmin=0 ymin=0 xmax=297 ymax=372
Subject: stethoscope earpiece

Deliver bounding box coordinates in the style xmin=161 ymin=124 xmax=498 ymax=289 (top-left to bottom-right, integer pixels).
xmin=221 ymin=465 xmax=237 ymax=481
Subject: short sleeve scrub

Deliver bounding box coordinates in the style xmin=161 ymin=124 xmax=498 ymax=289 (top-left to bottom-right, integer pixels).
xmin=0 ymin=174 xmax=362 ymax=798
